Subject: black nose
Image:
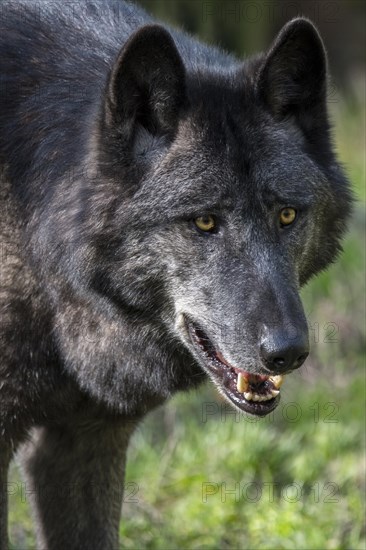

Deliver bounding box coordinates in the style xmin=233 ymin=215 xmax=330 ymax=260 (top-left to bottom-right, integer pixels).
xmin=260 ymin=329 xmax=309 ymax=373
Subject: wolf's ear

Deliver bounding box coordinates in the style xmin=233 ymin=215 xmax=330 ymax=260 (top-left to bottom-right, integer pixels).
xmin=256 ymin=18 xmax=327 ymax=120
xmin=105 ymin=24 xmax=186 ymax=142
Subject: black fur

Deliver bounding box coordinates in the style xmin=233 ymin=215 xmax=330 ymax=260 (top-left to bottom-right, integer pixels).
xmin=0 ymin=1 xmax=352 ymax=548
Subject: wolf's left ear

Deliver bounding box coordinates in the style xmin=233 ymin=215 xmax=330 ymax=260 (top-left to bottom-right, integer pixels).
xmin=256 ymin=18 xmax=327 ymax=120
xmin=105 ymin=24 xmax=186 ymax=141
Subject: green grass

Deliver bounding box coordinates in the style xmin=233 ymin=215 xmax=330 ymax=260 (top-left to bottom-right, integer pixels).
xmin=118 ymin=371 xmax=365 ymax=549
xmin=8 ymin=99 xmax=365 ymax=549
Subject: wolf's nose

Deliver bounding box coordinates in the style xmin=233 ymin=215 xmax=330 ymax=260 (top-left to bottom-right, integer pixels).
xmin=260 ymin=330 xmax=309 ymax=373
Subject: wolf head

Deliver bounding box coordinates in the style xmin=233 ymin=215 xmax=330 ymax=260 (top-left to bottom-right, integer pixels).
xmin=72 ymin=19 xmax=351 ymax=416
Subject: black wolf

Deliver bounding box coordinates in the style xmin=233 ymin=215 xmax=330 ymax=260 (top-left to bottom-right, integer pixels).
xmin=0 ymin=0 xmax=351 ymax=548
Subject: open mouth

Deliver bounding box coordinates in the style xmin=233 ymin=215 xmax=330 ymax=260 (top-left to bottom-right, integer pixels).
xmin=185 ymin=318 xmax=283 ymax=416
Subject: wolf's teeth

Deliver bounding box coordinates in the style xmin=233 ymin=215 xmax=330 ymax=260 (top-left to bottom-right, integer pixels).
xmin=259 ymin=394 xmax=273 ymax=402
xmin=243 ymin=391 xmax=278 ymax=402
xmin=270 ymin=375 xmax=284 ymax=389
xmin=237 ymin=372 xmax=249 ymax=393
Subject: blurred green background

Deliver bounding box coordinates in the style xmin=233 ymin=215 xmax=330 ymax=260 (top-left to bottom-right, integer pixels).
xmin=9 ymin=1 xmax=365 ymax=549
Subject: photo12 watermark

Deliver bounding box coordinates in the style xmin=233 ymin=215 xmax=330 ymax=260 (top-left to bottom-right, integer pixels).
xmin=5 ymin=480 xmax=139 ymax=504
xmin=201 ymin=400 xmax=340 ymax=424
xmin=202 ymin=480 xmax=339 ymax=503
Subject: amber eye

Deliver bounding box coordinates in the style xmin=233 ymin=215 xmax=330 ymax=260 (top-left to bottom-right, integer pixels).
xmin=194 ymin=215 xmax=216 ymax=232
xmin=279 ymin=207 xmax=297 ymax=227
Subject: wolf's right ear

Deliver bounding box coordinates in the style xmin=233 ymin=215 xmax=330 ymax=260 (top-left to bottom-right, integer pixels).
xmin=104 ymin=25 xmax=186 ymax=143
xmin=256 ymin=18 xmax=327 ymax=121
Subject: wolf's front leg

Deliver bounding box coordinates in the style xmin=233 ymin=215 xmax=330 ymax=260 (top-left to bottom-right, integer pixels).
xmin=19 ymin=416 xmax=134 ymax=550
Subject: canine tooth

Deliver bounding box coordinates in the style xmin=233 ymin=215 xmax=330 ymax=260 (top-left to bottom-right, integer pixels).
xmin=270 ymin=389 xmax=280 ymax=398
xmin=270 ymin=375 xmax=284 ymax=389
xmin=237 ymin=372 xmax=249 ymax=393
xmin=244 ymin=391 xmax=253 ymax=401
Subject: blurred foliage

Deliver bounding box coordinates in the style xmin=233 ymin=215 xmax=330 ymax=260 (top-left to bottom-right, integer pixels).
xmin=139 ymin=0 xmax=366 ymax=89
xmin=139 ymin=0 xmax=271 ymax=55
xmin=8 ymin=1 xmax=365 ymax=549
